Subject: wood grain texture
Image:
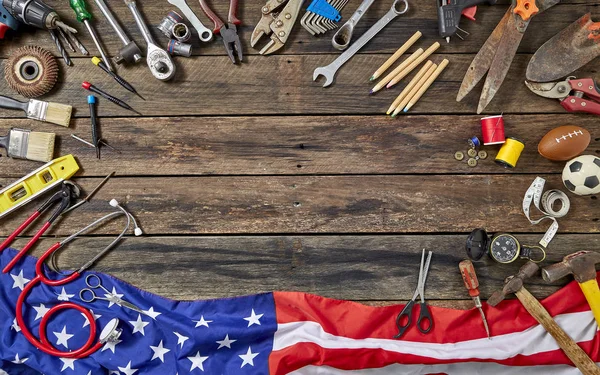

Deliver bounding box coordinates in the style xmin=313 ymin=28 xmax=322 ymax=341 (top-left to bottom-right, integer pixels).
xmin=0 ymin=114 xmax=597 ymax=177
xmin=0 ymin=175 xmax=596 ymax=236
xmin=13 ymin=234 xmax=598 ymax=301
xmin=0 ymin=54 xmax=597 ymax=117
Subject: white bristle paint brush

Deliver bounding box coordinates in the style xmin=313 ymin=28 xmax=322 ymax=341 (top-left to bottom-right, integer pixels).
xmin=0 ymin=95 xmax=72 ymax=127
xmin=0 ymin=128 xmax=55 ymax=162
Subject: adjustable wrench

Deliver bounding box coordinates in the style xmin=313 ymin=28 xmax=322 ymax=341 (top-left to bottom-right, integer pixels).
xmin=314 ymin=0 xmax=409 ymax=87
xmin=168 ymin=0 xmax=214 ymax=42
xmin=124 ymin=0 xmax=176 ymax=81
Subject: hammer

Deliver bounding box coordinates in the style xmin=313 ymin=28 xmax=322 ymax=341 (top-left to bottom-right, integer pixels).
xmin=489 ymin=261 xmax=600 ymax=375
xmin=542 ymin=251 xmax=600 ymax=328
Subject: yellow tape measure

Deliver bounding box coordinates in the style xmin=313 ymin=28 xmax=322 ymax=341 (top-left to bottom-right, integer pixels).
xmin=0 ymin=155 xmax=80 ymax=219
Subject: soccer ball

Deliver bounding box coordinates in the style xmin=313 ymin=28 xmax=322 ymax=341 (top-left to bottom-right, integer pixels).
xmin=562 ymin=155 xmax=600 ymax=196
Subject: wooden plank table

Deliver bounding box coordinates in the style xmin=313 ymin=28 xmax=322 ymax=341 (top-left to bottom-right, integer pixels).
xmin=0 ymin=0 xmax=598 ymax=311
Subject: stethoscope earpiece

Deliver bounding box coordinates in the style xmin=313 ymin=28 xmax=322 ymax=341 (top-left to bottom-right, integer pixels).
xmin=110 ymin=199 xmax=143 ymax=236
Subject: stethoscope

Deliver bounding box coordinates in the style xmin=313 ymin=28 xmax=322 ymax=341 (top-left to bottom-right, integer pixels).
xmin=2 ymin=197 xmax=141 ymax=358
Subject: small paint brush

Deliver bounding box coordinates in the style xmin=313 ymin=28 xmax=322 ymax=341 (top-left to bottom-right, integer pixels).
xmin=0 ymin=95 xmax=72 ymax=127
xmin=0 ymin=128 xmax=55 ymax=162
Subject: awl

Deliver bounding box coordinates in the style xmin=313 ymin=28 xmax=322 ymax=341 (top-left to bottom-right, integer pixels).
xmin=459 ymin=259 xmax=491 ymax=339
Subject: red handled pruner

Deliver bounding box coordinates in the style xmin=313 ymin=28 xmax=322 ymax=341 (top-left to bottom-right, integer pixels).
xmin=198 ymin=0 xmax=242 ymax=64
xmin=525 ymin=77 xmax=600 ymax=116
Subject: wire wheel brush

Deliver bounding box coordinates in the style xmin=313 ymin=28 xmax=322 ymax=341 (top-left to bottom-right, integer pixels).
xmin=5 ymin=46 xmax=59 ymax=98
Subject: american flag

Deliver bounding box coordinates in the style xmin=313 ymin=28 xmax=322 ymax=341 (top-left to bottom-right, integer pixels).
xmin=0 ymin=248 xmax=598 ymax=374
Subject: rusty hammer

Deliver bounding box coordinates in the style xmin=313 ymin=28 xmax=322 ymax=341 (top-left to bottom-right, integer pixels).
xmin=489 ymin=261 xmax=600 ymax=375
xmin=542 ymin=251 xmax=600 ymax=328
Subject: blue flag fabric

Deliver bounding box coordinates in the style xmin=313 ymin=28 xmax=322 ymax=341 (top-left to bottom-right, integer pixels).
xmin=0 ymin=249 xmax=276 ymax=374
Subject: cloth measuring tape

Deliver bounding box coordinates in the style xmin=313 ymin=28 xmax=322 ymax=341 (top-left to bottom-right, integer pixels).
xmin=522 ymin=177 xmax=570 ymax=248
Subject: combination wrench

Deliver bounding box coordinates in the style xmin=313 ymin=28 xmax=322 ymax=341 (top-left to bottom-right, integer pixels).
xmin=332 ymin=0 xmax=376 ymax=50
xmin=124 ymin=0 xmax=176 ymax=81
xmin=168 ymin=0 xmax=214 ymax=42
xmin=313 ymin=0 xmax=409 ymax=87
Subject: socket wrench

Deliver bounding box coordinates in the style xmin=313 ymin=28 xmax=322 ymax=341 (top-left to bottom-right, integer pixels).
xmin=332 ymin=0 xmax=376 ymax=50
xmin=168 ymin=0 xmax=213 ymax=42
xmin=95 ymin=0 xmax=142 ymax=64
xmin=124 ymin=0 xmax=176 ymax=81
xmin=314 ymin=0 xmax=409 ymax=87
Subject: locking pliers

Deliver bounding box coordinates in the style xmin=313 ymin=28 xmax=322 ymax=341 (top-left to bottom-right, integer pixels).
xmin=251 ymin=0 xmax=304 ymax=55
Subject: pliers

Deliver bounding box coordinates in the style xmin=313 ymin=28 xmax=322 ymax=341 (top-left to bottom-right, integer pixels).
xmin=251 ymin=0 xmax=303 ymax=55
xmin=198 ymin=0 xmax=242 ymax=64
xmin=0 ymin=182 xmax=80 ymax=273
xmin=525 ymin=77 xmax=600 ymax=116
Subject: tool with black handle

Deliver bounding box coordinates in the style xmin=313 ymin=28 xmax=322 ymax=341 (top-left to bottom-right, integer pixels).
xmin=459 ymin=260 xmax=491 ymax=339
xmin=437 ymin=0 xmax=497 ymax=43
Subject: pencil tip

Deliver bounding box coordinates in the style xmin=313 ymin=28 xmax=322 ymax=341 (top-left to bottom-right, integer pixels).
xmin=390 ymin=114 xmax=396 ymax=118
xmin=403 ymin=108 xmax=408 ymax=113
xmin=368 ymin=90 xmax=374 ymax=95
xmin=369 ymin=76 xmax=375 ymax=81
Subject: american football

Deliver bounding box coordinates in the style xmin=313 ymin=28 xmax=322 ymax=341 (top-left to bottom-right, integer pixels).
xmin=538 ymin=125 xmax=590 ymax=161
xmin=562 ymin=155 xmax=600 ymax=195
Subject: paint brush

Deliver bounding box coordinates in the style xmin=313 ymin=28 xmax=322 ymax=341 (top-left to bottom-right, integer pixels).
xmin=0 ymin=95 xmax=72 ymax=127
xmin=0 ymin=128 xmax=55 ymax=162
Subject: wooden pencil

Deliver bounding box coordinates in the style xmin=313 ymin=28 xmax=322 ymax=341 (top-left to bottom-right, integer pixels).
xmin=386 ymin=60 xmax=433 ymax=115
xmin=369 ymin=48 xmax=424 ymax=95
xmin=392 ymin=63 xmax=437 ymax=117
xmin=369 ymin=31 xmax=422 ymax=82
xmin=386 ymin=42 xmax=441 ymax=89
xmin=403 ymin=59 xmax=449 ymax=113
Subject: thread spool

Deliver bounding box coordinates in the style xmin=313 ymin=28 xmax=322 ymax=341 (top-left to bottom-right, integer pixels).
xmin=495 ymin=137 xmax=525 ymax=168
xmin=468 ymin=136 xmax=481 ymax=149
xmin=481 ymin=115 xmax=506 ymax=145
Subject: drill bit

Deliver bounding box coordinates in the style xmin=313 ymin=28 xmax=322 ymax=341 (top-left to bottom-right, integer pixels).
xmin=91 ymin=57 xmax=145 ymax=100
xmin=82 ymin=82 xmax=142 ymax=115
xmin=66 ymin=30 xmax=89 ymax=55
xmin=57 ymin=28 xmax=76 ymax=52
xmin=49 ymin=29 xmax=72 ymax=66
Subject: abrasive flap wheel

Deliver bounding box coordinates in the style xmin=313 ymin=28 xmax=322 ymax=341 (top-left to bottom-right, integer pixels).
xmin=5 ymin=46 xmax=59 ymax=98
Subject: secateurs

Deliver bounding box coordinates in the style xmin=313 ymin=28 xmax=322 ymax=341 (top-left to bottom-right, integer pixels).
xmin=251 ymin=0 xmax=304 ymax=55
xmin=525 ymin=77 xmax=600 ymax=116
xmin=198 ymin=0 xmax=242 ymax=64
xmin=456 ymin=0 xmax=560 ymax=114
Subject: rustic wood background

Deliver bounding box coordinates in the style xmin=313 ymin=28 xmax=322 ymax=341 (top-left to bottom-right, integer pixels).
xmin=0 ymin=0 xmax=598 ymax=310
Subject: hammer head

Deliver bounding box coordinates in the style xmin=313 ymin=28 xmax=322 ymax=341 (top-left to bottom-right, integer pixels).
xmin=488 ymin=261 xmax=540 ymax=306
xmin=541 ymin=251 xmax=600 ymax=284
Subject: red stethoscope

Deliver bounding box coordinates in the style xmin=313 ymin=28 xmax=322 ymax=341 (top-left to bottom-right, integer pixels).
xmin=0 ymin=183 xmax=141 ymax=359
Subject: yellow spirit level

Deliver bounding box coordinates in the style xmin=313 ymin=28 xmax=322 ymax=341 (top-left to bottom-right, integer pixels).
xmin=0 ymin=155 xmax=80 ymax=219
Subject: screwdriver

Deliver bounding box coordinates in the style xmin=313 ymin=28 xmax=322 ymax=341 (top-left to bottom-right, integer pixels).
xmin=88 ymin=95 xmax=100 ymax=159
xmin=82 ymin=82 xmax=142 ymax=116
xmin=459 ymin=260 xmax=491 ymax=339
xmin=91 ymin=57 xmax=145 ymax=100
xmin=68 ymin=0 xmax=113 ymax=72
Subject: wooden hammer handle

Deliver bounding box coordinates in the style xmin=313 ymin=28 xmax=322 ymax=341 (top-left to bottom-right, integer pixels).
xmin=515 ymin=287 xmax=600 ymax=375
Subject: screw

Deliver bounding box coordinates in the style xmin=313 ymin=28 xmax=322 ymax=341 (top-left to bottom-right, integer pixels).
xmin=278 ymin=31 xmax=286 ymax=37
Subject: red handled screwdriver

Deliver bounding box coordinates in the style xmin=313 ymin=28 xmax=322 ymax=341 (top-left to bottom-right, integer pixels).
xmin=459 ymin=260 xmax=491 ymax=339
xmin=82 ymin=82 xmax=142 ymax=115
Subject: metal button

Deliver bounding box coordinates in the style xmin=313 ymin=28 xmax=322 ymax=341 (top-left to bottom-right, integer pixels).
xmin=468 ymin=158 xmax=477 ymax=167
xmin=454 ymin=151 xmax=465 ymax=161
xmin=467 ymin=149 xmax=477 ymax=157
xmin=478 ymin=150 xmax=488 ymax=159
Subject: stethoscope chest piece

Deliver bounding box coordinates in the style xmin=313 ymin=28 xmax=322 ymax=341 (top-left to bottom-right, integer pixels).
xmin=99 ymin=318 xmax=122 ymax=344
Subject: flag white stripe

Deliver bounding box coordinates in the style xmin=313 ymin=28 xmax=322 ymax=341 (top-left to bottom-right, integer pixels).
xmin=273 ymin=311 xmax=597 ymax=361
xmin=288 ymin=362 xmax=600 ymax=375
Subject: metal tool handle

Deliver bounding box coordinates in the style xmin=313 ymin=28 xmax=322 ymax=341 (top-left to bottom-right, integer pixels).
xmin=416 ymin=302 xmax=433 ymax=334
xmin=94 ymin=0 xmax=131 ymax=45
xmin=332 ymin=0 xmax=376 ymax=50
xmin=80 ymin=288 xmax=97 ymax=303
xmin=124 ymin=0 xmax=154 ymax=45
xmin=167 ymin=0 xmax=214 ymax=42
xmin=393 ymin=299 xmax=414 ymax=338
xmin=198 ymin=0 xmax=225 ymax=33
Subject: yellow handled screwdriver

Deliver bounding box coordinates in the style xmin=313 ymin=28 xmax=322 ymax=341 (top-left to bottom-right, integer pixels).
xmin=69 ymin=0 xmax=114 ymax=71
xmin=459 ymin=260 xmax=491 ymax=339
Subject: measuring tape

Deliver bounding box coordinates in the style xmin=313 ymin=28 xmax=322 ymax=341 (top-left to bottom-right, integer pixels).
xmin=522 ymin=177 xmax=570 ymax=248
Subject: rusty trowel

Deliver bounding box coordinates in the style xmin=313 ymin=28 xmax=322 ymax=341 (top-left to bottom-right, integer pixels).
xmin=527 ymin=13 xmax=600 ymax=82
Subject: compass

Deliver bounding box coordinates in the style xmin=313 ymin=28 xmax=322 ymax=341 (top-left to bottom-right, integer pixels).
xmin=466 ymin=228 xmax=546 ymax=264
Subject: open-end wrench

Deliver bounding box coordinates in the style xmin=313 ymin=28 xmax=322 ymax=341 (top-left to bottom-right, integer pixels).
xmin=313 ymin=0 xmax=409 ymax=87
xmin=332 ymin=0 xmax=376 ymax=50
xmin=168 ymin=0 xmax=214 ymax=42
xmin=124 ymin=0 xmax=176 ymax=81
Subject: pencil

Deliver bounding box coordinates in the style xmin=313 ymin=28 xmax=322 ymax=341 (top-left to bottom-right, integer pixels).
xmin=369 ymin=31 xmax=422 ymax=82
xmin=386 ymin=61 xmax=433 ymax=115
xmin=386 ymin=42 xmax=441 ymax=89
xmin=369 ymin=48 xmax=424 ymax=95
xmin=391 ymin=63 xmax=437 ymax=117
xmin=403 ymin=59 xmax=449 ymax=113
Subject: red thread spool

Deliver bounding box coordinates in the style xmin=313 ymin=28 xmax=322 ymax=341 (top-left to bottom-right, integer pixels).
xmin=481 ymin=115 xmax=506 ymax=145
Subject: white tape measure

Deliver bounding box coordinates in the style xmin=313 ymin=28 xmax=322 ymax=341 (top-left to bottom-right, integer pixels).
xmin=522 ymin=177 xmax=570 ymax=248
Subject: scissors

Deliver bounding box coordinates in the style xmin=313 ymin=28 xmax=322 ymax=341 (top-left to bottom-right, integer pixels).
xmin=80 ymin=274 xmax=145 ymax=315
xmin=394 ymin=249 xmax=434 ymax=339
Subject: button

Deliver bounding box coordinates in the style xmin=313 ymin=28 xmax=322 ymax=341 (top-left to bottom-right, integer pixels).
xmin=468 ymin=158 xmax=477 ymax=167
xmin=455 ymin=151 xmax=465 ymax=161
xmin=467 ymin=149 xmax=477 ymax=157
xmin=478 ymin=150 xmax=488 ymax=159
